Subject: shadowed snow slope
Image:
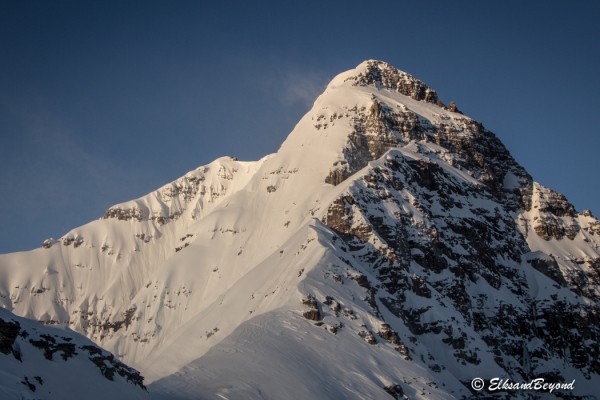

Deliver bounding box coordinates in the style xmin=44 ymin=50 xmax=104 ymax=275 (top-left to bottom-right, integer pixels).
xmin=0 ymin=308 xmax=147 ymax=400
xmin=1 ymin=60 xmax=599 ymax=399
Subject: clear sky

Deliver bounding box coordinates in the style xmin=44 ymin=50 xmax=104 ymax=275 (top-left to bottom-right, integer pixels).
xmin=1 ymin=1 xmax=599 ymax=253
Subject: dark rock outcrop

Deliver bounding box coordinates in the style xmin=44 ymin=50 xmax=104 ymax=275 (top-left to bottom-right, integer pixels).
xmin=319 ymin=69 xmax=600 ymax=393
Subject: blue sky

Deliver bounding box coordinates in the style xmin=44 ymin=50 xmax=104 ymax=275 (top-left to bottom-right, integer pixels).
xmin=1 ymin=1 xmax=599 ymax=253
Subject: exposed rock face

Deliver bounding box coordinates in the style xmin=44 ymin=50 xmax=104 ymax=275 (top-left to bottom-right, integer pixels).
xmin=448 ymin=101 xmax=461 ymax=114
xmin=0 ymin=318 xmax=21 ymax=360
xmin=321 ymin=163 xmax=597 ymax=391
xmin=302 ymin=296 xmax=323 ymax=321
xmin=531 ymin=185 xmax=581 ymax=240
xmin=324 ymin=95 xmax=532 ymax=218
xmin=103 ymin=207 xmax=146 ymax=222
xmin=350 ymin=60 xmax=446 ymax=108
xmin=318 ymin=62 xmax=600 ymax=397
xmin=384 ymin=383 xmax=406 ymax=399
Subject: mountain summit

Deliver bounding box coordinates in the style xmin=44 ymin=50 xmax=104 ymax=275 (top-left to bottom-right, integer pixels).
xmin=333 ymin=60 xmax=446 ymax=107
xmin=1 ymin=61 xmax=599 ymax=399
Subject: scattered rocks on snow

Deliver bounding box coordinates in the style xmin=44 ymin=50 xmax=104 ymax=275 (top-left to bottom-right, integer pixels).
xmin=358 ymin=330 xmax=377 ymax=345
xmin=302 ymin=296 xmax=322 ymax=321
xmin=326 ymin=322 xmax=342 ymax=335
xmin=384 ymin=383 xmax=407 ymax=399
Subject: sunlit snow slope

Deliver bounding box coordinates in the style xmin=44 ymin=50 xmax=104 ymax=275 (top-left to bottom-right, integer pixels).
xmin=1 ymin=60 xmax=599 ymax=399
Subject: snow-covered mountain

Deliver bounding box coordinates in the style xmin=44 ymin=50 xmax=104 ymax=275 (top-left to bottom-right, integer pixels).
xmin=0 ymin=307 xmax=147 ymax=399
xmin=1 ymin=60 xmax=599 ymax=399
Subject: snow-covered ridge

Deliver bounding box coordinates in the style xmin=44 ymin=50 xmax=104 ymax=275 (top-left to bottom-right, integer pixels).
xmin=101 ymin=156 xmax=265 ymax=225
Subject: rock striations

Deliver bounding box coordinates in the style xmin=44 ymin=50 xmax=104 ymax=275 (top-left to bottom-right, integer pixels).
xmin=0 ymin=60 xmax=599 ymax=399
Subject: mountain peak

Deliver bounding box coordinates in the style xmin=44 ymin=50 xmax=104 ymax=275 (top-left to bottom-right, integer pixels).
xmin=1 ymin=61 xmax=600 ymax=399
xmin=328 ymin=60 xmax=446 ymax=108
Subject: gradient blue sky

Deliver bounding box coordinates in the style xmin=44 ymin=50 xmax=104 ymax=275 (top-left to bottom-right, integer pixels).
xmin=1 ymin=1 xmax=599 ymax=253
